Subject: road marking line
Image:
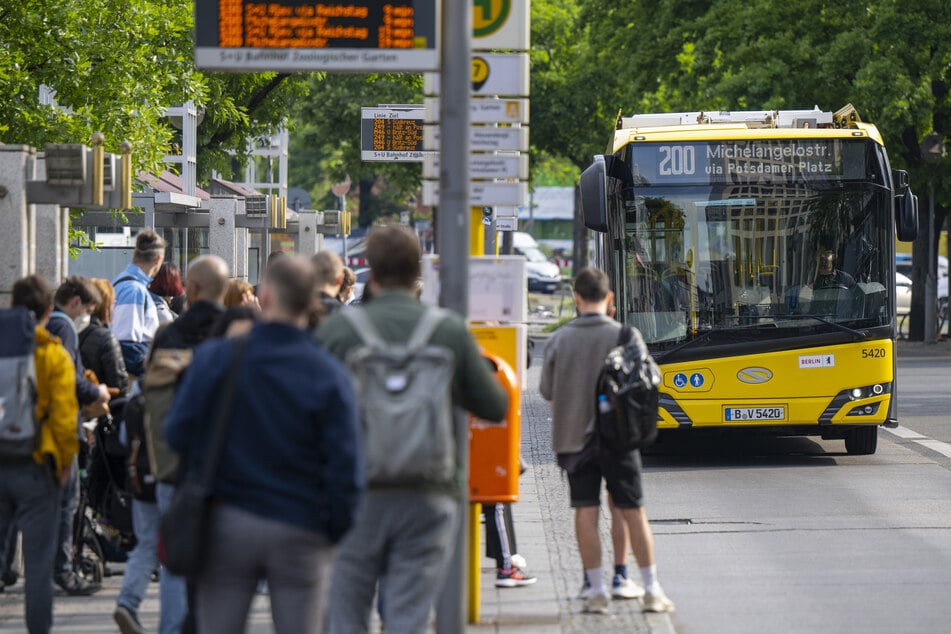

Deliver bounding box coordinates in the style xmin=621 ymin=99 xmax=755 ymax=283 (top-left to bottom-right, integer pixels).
xmin=886 ymin=425 xmax=927 ymax=440
xmin=915 ymin=440 xmax=951 ymax=459
xmin=885 ymin=426 xmax=951 ymax=458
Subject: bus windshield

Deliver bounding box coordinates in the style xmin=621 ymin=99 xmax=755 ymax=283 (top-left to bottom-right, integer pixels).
xmin=615 ymin=181 xmax=892 ymax=350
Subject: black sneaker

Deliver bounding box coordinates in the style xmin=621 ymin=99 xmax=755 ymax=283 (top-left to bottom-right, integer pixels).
xmin=1 ymin=569 xmax=18 ymax=587
xmin=55 ymin=571 xmax=100 ymax=596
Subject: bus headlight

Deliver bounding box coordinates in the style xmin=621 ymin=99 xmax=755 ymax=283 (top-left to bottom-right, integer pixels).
xmin=851 ymin=388 xmax=863 ymax=399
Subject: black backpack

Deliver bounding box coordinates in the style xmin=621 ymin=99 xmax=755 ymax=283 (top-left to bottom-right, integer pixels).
xmin=594 ymin=325 xmax=661 ymax=453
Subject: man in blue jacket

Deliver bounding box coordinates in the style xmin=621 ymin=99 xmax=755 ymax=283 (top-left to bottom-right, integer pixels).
xmin=165 ymin=255 xmax=363 ymax=634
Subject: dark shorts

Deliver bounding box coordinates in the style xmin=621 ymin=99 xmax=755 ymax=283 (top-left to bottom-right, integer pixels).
xmin=565 ymin=450 xmax=643 ymax=509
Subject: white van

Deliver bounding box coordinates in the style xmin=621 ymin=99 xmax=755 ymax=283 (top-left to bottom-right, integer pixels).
xmin=512 ymin=232 xmax=562 ymax=293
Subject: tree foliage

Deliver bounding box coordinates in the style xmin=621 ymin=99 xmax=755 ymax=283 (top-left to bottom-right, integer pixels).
xmin=0 ymin=0 xmax=305 ymax=183
xmin=531 ymin=0 xmax=951 ymax=210
xmin=289 ymin=73 xmax=423 ymax=227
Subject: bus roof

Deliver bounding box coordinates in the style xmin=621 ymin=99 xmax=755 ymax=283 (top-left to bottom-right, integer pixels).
xmin=611 ymin=104 xmax=884 ymax=153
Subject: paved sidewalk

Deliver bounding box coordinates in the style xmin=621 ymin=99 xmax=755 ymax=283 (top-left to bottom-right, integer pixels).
xmin=0 ymin=363 xmax=675 ymax=633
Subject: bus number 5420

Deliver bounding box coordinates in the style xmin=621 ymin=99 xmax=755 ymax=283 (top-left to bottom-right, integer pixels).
xmin=659 ymin=145 xmax=696 ymax=176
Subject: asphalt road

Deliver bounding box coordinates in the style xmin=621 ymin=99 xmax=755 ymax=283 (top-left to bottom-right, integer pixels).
xmin=632 ymin=342 xmax=951 ymax=634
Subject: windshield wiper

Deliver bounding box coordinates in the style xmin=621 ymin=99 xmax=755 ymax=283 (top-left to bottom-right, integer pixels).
xmin=773 ymin=314 xmax=871 ymax=340
xmin=656 ymin=323 xmax=777 ymax=359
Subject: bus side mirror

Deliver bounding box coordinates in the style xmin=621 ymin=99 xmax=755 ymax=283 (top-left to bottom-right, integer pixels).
xmin=895 ymin=188 xmax=918 ymax=242
xmin=580 ymin=155 xmax=609 ymax=232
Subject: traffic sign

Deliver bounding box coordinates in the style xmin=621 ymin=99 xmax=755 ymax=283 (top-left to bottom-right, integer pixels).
xmin=472 ymin=0 xmax=529 ymax=50
xmin=422 ymin=154 xmax=528 ymax=179
xmin=495 ymin=217 xmax=517 ymax=231
xmin=424 ymin=98 xmax=529 ymax=124
xmin=424 ymin=53 xmax=529 ymax=96
xmin=422 ymin=180 xmax=528 ymax=206
xmin=423 ymin=126 xmax=528 ymax=152
xmin=194 ymin=0 xmax=439 ymax=72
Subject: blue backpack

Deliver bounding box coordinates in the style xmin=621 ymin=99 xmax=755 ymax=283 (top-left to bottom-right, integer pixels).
xmin=0 ymin=308 xmax=40 ymax=458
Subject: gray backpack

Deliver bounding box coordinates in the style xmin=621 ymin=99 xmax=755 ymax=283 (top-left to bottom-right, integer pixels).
xmin=342 ymin=307 xmax=456 ymax=486
xmin=0 ymin=308 xmax=39 ymax=458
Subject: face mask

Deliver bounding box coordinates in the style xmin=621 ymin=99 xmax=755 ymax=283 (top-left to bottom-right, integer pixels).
xmin=74 ymin=314 xmax=91 ymax=332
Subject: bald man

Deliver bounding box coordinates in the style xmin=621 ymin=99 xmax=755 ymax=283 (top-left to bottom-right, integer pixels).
xmin=114 ymin=256 xmax=231 ymax=634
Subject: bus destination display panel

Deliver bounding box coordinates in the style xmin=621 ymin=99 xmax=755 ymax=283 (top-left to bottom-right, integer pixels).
xmin=195 ymin=0 xmax=438 ymax=72
xmin=629 ymin=139 xmax=869 ymax=186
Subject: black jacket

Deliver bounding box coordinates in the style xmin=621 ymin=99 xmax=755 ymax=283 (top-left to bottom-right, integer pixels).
xmin=149 ymin=300 xmax=226 ymax=357
xmin=79 ymin=317 xmax=130 ymax=395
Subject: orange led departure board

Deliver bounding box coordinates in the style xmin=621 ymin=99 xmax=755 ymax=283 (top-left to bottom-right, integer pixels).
xmin=360 ymin=107 xmax=426 ymax=161
xmin=195 ymin=0 xmax=438 ymax=72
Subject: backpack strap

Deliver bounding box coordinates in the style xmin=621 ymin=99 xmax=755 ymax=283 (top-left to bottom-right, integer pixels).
xmin=340 ymin=306 xmax=447 ymax=351
xmin=618 ymin=323 xmax=634 ymax=346
xmin=114 ymin=275 xmax=149 ymax=311
xmin=340 ymin=308 xmax=385 ymax=349
xmin=406 ymin=307 xmax=448 ymax=351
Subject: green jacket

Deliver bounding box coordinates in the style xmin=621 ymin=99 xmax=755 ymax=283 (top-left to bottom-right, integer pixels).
xmin=316 ymin=290 xmax=509 ymax=496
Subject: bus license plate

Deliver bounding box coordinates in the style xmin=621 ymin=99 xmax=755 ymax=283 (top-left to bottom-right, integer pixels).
xmin=724 ymin=406 xmax=785 ymax=422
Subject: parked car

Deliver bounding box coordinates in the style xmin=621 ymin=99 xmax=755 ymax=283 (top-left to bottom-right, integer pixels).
xmin=895 ymin=252 xmax=948 ymax=278
xmin=513 ymin=232 xmax=562 ymax=294
xmin=895 ymin=272 xmax=948 ymax=336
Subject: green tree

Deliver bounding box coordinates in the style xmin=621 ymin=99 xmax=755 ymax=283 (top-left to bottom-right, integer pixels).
xmin=289 ymin=73 xmax=423 ymax=227
xmin=0 ymin=0 xmax=203 ymax=170
xmin=0 ymin=0 xmax=306 ymax=184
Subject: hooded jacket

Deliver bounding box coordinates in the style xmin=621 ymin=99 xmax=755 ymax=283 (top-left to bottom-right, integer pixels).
xmin=33 ymin=326 xmax=79 ymax=479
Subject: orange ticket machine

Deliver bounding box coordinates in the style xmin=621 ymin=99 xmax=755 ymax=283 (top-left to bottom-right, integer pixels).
xmin=468 ymin=352 xmax=520 ymax=503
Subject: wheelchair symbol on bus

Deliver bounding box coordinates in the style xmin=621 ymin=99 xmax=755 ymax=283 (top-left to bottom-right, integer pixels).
xmin=673 ymin=373 xmax=688 ymax=388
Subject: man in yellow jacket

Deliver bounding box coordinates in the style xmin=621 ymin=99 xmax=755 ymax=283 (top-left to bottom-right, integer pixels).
xmin=1 ymin=274 xmax=79 ymax=634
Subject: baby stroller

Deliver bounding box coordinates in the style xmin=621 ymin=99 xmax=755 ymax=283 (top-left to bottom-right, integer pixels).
xmin=72 ymin=397 xmax=138 ymax=584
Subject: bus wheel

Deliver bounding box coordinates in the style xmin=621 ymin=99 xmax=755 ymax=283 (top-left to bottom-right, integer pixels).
xmin=845 ymin=427 xmax=878 ymax=455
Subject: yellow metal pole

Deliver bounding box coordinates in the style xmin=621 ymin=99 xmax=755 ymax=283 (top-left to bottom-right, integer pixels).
xmin=468 ymin=502 xmax=482 ymax=623
xmin=470 ymin=207 xmax=485 ymax=256
xmin=468 ymin=207 xmax=484 ymax=624
xmin=90 ymin=132 xmax=105 ymax=207
xmin=120 ymin=142 xmax=133 ymax=210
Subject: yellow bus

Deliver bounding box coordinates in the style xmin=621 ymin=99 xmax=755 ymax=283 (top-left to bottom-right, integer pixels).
xmin=580 ymin=105 xmax=919 ymax=454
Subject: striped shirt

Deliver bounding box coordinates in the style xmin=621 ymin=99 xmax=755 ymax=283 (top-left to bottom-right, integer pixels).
xmin=111 ymin=263 xmax=160 ymax=343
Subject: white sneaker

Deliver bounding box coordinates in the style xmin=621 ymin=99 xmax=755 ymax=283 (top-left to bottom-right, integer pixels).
xmin=577 ymin=582 xmax=592 ymax=600
xmin=510 ymin=553 xmax=528 ymax=570
xmin=583 ymin=591 xmax=610 ymax=615
xmin=611 ymin=575 xmax=645 ymax=600
xmin=641 ymin=588 xmax=675 ymax=613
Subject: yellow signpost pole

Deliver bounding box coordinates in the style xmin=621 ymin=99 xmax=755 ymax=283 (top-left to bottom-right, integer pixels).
xmin=468 ymin=205 xmax=483 ymax=624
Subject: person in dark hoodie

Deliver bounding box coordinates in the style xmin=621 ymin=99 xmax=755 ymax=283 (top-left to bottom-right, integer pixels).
xmin=113 ymin=255 xmax=229 ymax=634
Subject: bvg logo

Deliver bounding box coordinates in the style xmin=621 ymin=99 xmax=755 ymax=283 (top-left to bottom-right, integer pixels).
xmin=473 ymin=0 xmax=510 ymax=37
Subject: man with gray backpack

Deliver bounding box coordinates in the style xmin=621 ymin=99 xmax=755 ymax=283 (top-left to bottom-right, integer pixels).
xmin=317 ymin=225 xmax=509 ymax=632
xmin=0 ymin=274 xmax=79 ymax=633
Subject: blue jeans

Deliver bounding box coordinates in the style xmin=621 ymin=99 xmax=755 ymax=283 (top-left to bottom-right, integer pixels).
xmin=0 ymin=460 xmax=61 ymax=634
xmin=54 ymin=458 xmax=78 ymax=576
xmin=156 ymin=483 xmax=188 ymax=634
xmin=117 ymin=498 xmax=159 ymax=613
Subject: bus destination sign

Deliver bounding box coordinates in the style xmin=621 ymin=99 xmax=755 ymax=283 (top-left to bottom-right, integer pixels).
xmin=194 ymin=0 xmax=438 ymax=72
xmin=630 ymin=139 xmax=867 ymax=186
xmin=360 ymin=107 xmax=425 ymax=161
